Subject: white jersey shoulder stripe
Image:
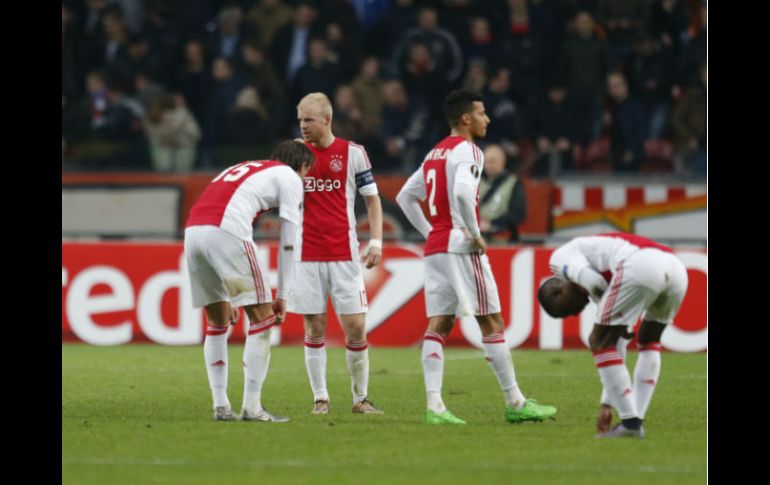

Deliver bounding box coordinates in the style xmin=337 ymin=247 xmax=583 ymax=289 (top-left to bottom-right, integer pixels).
xmin=350 ymin=142 xmax=371 ymax=169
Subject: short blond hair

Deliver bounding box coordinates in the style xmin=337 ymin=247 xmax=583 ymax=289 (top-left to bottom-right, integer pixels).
xmin=297 ymin=92 xmax=333 ymax=117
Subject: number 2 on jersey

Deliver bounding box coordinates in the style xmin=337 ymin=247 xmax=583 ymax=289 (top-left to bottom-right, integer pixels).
xmin=426 ymin=168 xmax=437 ymax=216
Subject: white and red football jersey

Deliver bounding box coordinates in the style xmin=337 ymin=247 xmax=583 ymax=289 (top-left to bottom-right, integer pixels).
xmin=399 ymin=135 xmax=485 ymax=255
xmin=186 ymin=160 xmax=303 ymax=240
xmin=297 ymin=137 xmax=378 ymax=261
xmin=549 ymin=232 xmax=674 ymax=284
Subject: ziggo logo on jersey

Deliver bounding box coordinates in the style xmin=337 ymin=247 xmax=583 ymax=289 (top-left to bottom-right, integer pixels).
xmin=304 ymin=177 xmax=342 ymax=192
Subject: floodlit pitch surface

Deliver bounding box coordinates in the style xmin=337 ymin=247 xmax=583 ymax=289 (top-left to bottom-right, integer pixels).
xmin=63 ymin=345 xmax=706 ymax=485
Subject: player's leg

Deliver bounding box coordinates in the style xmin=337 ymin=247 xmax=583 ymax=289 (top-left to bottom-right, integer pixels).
xmin=185 ymin=227 xmax=239 ymax=421
xmin=589 ymin=324 xmax=640 ymax=430
xmin=455 ymin=252 xmax=556 ymax=422
xmin=339 ymin=312 xmax=382 ymax=414
xmin=633 ymin=252 xmax=689 ymax=422
xmin=591 ymin=258 xmax=656 ymax=437
xmin=476 ymin=312 xmax=557 ymax=423
xmin=238 ymin=302 xmax=289 ymax=422
xmin=203 ymin=301 xmax=238 ymax=420
xmin=304 ymin=313 xmax=330 ymax=413
xmin=476 ymin=312 xmax=524 ymax=408
xmin=332 ymin=261 xmax=382 ymax=414
xmin=422 ymin=315 xmax=465 ymax=423
xmin=422 ymin=254 xmax=465 ymax=424
xmin=633 ymin=319 xmax=665 ymax=421
xmin=287 ymin=261 xmax=330 ymax=413
xmin=597 ymin=326 xmax=633 ymax=433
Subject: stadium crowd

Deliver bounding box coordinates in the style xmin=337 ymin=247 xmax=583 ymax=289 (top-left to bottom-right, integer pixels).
xmin=61 ymin=0 xmax=707 ymax=177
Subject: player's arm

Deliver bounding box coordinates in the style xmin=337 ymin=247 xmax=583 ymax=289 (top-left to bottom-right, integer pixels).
xmin=354 ymin=147 xmax=382 ymax=269
xmin=273 ymin=175 xmax=303 ymax=321
xmin=549 ymin=244 xmax=608 ymax=302
xmin=454 ymin=161 xmax=485 ymax=254
xmin=273 ymin=217 xmax=298 ymax=322
xmin=361 ymin=194 xmax=382 ymax=268
xmin=396 ymin=168 xmax=432 ymax=239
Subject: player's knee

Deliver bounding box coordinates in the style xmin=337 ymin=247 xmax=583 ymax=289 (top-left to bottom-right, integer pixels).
xmin=304 ymin=314 xmax=327 ymax=336
xmin=242 ymin=303 xmax=272 ymax=323
xmin=204 ymin=302 xmax=231 ymax=326
xmin=428 ymin=316 xmax=454 ymax=336
xmin=589 ymin=325 xmax=623 ymax=351
xmin=638 ymin=320 xmax=666 ymax=345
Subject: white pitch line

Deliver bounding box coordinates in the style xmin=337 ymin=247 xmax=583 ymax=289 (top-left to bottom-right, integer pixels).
xmin=62 ymin=457 xmax=704 ymax=475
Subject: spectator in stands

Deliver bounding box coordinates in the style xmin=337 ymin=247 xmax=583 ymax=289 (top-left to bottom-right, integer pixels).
xmin=484 ymin=67 xmax=522 ymax=169
xmin=605 ymin=71 xmax=647 ymax=172
xmin=532 ymin=81 xmax=577 ymax=176
xmin=479 ymin=144 xmax=527 ymax=243
xmin=671 ymin=63 xmax=706 ymax=176
xmin=290 ymin=36 xmax=344 ymax=106
xmin=81 ymin=0 xmax=111 ymax=72
xmin=496 ymin=0 xmax=546 ymax=108
xmin=202 ymin=57 xmax=244 ymax=163
xmin=647 ymin=0 xmax=689 ymax=55
xmin=679 ymin=1 xmax=707 ymax=88
xmin=238 ymin=39 xmax=289 ymax=134
xmin=461 ymin=59 xmax=488 ymax=94
xmin=134 ymin=70 xmax=166 ymax=113
xmin=392 ymin=5 xmax=464 ymax=86
xmin=100 ymin=5 xmax=130 ymax=68
xmin=558 ymin=10 xmax=609 ymax=145
xmin=324 ymin=20 xmax=364 ymax=82
xmin=380 ymin=79 xmax=432 ymax=172
xmin=400 ymin=41 xmax=447 ymax=124
xmin=370 ymin=0 xmax=418 ymax=59
xmin=352 ymin=56 xmax=385 ymax=140
xmin=597 ymin=0 xmax=648 ymax=68
xmin=245 ymin=0 xmax=294 ymax=52
xmin=209 ymin=5 xmax=247 ymax=62
xmin=270 ymin=1 xmax=323 ymax=84
xmin=143 ymin=1 xmax=182 ymax=84
xmin=144 ymin=94 xmax=201 ymax=172
xmin=62 ymin=3 xmax=85 ymax=107
xmin=175 ymin=39 xmax=213 ymax=129
xmin=221 ymin=86 xmax=273 ymax=144
xmin=464 ymin=16 xmax=495 ymax=66
xmin=624 ymin=34 xmax=674 ymax=140
xmin=63 ymin=69 xmax=147 ymax=168
xmin=332 ymin=84 xmax=367 ymax=142
xmin=122 ymin=34 xmax=166 ymax=88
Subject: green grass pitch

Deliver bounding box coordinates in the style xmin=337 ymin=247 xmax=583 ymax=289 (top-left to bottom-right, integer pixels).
xmin=62 ymin=345 xmax=706 ymax=485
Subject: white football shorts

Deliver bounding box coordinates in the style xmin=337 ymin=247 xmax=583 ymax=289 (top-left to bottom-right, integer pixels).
xmin=424 ymin=251 xmax=501 ymax=317
xmin=184 ymin=225 xmax=272 ymax=308
xmin=596 ymin=248 xmax=689 ymax=327
xmin=287 ymin=260 xmax=368 ymax=315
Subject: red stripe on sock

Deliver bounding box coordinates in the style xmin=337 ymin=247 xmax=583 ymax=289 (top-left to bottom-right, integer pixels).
xmin=424 ymin=335 xmax=445 ymax=345
xmin=346 ymin=344 xmax=368 ymax=352
xmin=638 ymin=343 xmax=662 ymax=352
xmin=595 ymin=359 xmax=625 ymax=368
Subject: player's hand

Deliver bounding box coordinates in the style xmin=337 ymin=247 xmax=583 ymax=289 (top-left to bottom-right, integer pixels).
xmin=272 ymin=298 xmax=287 ymax=324
xmin=471 ymin=234 xmax=487 ymax=255
xmin=229 ymin=307 xmax=240 ymax=325
xmin=361 ymin=245 xmax=382 ymax=268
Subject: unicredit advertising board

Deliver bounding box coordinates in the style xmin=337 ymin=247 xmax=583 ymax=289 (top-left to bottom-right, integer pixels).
xmin=61 ymin=242 xmax=707 ymax=352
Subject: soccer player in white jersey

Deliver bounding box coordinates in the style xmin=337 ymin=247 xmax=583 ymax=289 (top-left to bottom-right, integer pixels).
xmin=538 ymin=232 xmax=689 ymax=438
xmin=290 ymin=93 xmax=384 ymax=415
xmin=184 ymin=140 xmax=313 ymax=422
xmin=396 ymin=90 xmax=557 ymax=425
